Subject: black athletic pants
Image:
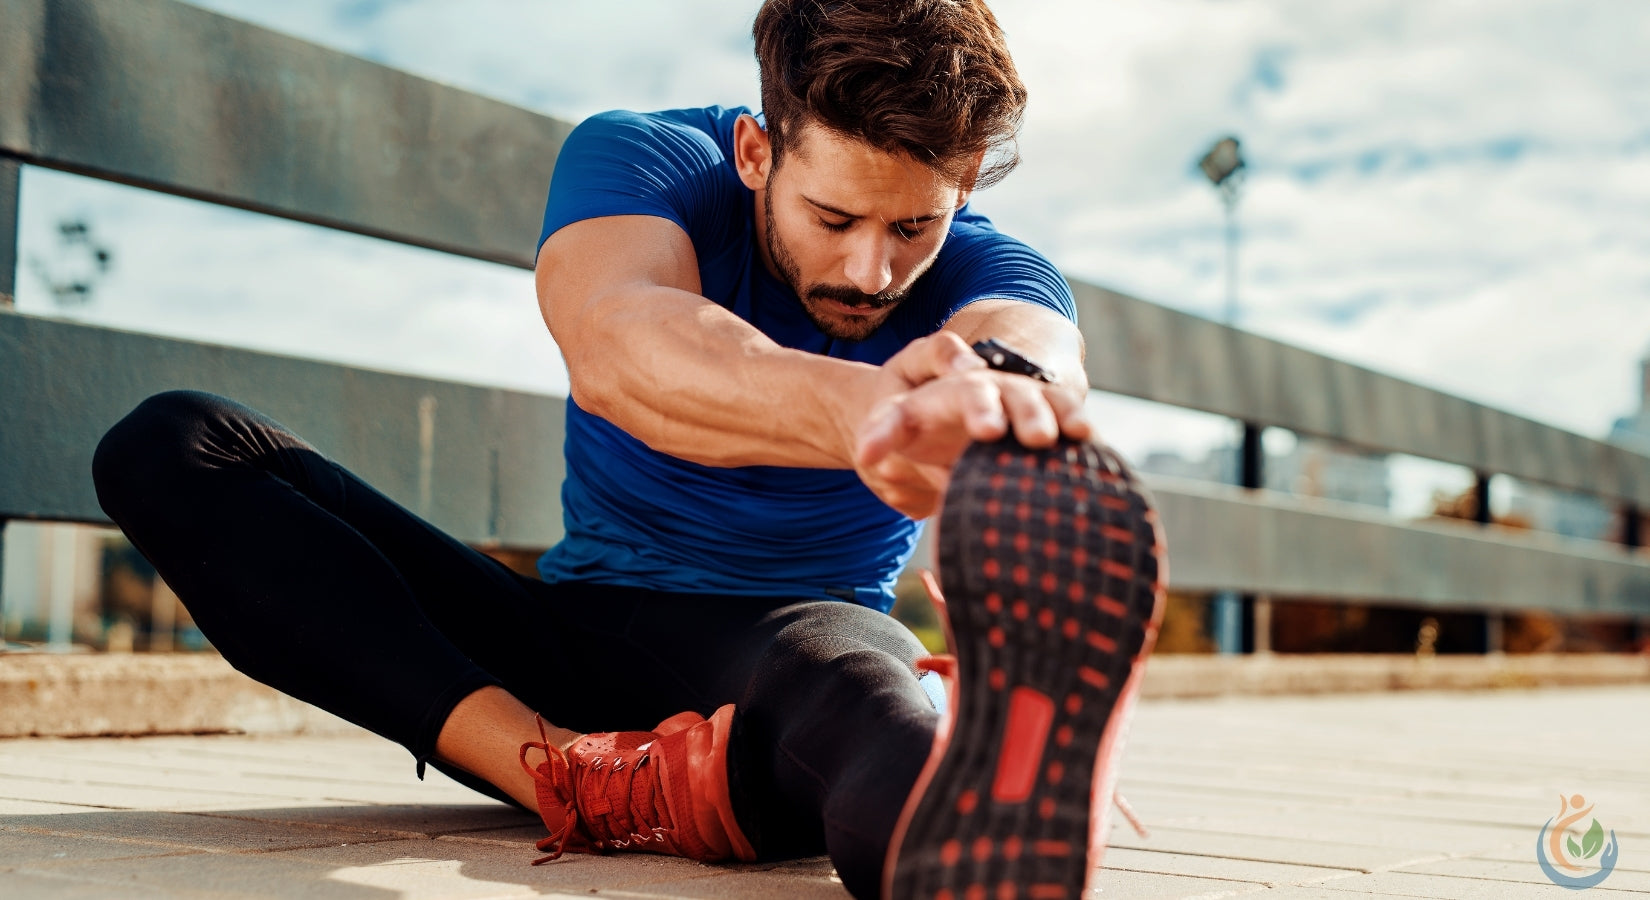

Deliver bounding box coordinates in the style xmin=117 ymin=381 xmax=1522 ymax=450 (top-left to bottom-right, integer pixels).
xmin=92 ymin=390 xmax=938 ymax=899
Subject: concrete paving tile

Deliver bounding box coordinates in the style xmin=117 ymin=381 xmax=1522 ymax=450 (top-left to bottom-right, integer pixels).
xmin=435 ymin=823 xmax=551 ymax=850
xmin=1395 ymin=856 xmax=1650 ymax=892
xmin=194 ymin=803 xmax=537 ymax=840
xmin=1144 ymin=811 xmax=1526 ymax=854
xmin=588 ymin=862 xmax=847 ymax=899
xmin=0 ymin=798 xmax=108 ymax=815
xmin=1 ymin=809 xmax=387 ymax=853
xmin=15 ymin=855 xmax=401 ymax=900
xmin=0 ymin=870 xmax=191 ymax=900
xmin=284 ymin=838 xmax=800 ymax=897
xmin=1122 ymin=762 xmax=1552 ymax=812
xmin=1349 ymin=793 xmax=1642 ymax=829
xmin=1105 ymin=825 xmax=1425 ymax=872
xmin=1289 ymin=870 xmax=1640 ymax=898
xmin=17 ymin=843 xmax=535 ymax=900
xmin=6 ymin=752 xmax=429 ymax=794
xmin=1101 ymin=846 xmax=1353 ymax=886
xmin=0 ymin=772 xmax=308 ymax=810
xmin=1086 ymin=866 xmax=1268 ymax=899
xmin=1473 ymin=840 xmax=1650 ymax=874
xmin=0 ymin=829 xmax=194 ymax=866
xmin=0 ymin=758 xmax=480 ymax=807
xmin=1105 ymin=784 xmax=1318 ymax=822
xmin=1110 ymin=774 xmax=1370 ymax=809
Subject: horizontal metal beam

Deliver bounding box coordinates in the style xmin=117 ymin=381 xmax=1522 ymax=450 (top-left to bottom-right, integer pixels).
xmin=1149 ymin=474 xmax=1650 ymax=617
xmin=0 ymin=311 xmax=565 ymax=547
xmin=1074 ymin=281 xmax=1650 ymax=508
xmin=0 ymin=0 xmax=569 ymax=269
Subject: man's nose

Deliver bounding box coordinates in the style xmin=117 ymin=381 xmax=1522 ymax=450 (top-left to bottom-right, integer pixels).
xmin=842 ymin=232 xmax=895 ymax=296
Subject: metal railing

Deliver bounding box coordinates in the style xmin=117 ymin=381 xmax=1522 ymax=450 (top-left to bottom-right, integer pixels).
xmin=3 ymin=0 xmax=1647 ymax=649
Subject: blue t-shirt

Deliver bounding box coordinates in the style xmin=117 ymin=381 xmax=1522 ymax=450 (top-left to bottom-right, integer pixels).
xmin=535 ymin=106 xmax=1075 ymax=612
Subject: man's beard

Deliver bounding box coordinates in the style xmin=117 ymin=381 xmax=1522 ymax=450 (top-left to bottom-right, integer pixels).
xmin=765 ymin=189 xmax=908 ymax=342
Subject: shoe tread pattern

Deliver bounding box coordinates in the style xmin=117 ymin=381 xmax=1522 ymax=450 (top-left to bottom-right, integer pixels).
xmin=889 ymin=437 xmax=1164 ymax=900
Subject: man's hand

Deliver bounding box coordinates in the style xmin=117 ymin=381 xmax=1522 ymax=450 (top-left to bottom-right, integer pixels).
xmin=847 ymin=332 xmax=1091 ymax=518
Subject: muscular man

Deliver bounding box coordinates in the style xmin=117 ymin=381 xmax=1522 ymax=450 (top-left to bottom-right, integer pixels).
xmin=92 ymin=2 xmax=1164 ymax=898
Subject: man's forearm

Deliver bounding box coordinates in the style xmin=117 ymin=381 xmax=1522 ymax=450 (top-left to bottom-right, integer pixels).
xmin=557 ymin=282 xmax=879 ymax=469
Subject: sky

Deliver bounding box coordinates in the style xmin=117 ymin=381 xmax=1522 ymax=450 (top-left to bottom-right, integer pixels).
xmin=16 ymin=0 xmax=1650 ymax=519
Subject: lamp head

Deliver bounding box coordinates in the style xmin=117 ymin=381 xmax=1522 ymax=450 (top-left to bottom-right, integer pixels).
xmin=1199 ymin=136 xmax=1245 ymax=187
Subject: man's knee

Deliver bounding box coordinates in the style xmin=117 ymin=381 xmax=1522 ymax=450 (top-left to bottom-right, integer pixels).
xmin=92 ymin=390 xmax=228 ymax=517
xmin=755 ymin=601 xmax=928 ymax=703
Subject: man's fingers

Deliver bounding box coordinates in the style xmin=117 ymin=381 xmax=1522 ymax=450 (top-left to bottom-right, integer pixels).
xmin=1044 ymin=385 xmax=1093 ymax=441
xmin=995 ymin=377 xmax=1057 ymax=446
xmin=884 ymin=331 xmax=984 ymax=388
xmin=871 ymin=455 xmax=948 ymax=519
xmin=954 ymin=375 xmax=1009 ymax=441
xmin=855 ymin=402 xmax=909 ymax=469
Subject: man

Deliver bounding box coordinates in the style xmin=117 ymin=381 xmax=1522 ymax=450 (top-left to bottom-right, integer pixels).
xmin=92 ymin=1 xmax=1164 ymax=898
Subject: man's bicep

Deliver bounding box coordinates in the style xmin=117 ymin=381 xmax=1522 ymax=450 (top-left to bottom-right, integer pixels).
xmin=943 ymin=298 xmax=1088 ymax=390
xmin=535 ymin=215 xmax=703 ymax=335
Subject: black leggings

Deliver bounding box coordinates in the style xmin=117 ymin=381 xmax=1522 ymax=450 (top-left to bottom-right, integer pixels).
xmin=92 ymin=390 xmax=937 ymax=899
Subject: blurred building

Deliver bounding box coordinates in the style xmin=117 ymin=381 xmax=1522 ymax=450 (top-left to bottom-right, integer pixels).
xmin=1503 ymin=483 xmax=1611 ymax=542
xmin=1267 ymin=438 xmax=1391 ymax=510
xmin=1610 ymin=350 xmax=1650 ymax=453
xmin=1140 ymin=436 xmax=1390 ymax=511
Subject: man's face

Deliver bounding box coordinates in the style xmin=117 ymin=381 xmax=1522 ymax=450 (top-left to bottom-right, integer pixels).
xmin=757 ymin=123 xmax=970 ymax=341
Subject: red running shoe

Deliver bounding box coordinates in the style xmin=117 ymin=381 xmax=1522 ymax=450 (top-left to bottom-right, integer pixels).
xmin=883 ymin=437 xmax=1167 ymax=900
xmin=520 ymin=703 xmax=756 ymax=864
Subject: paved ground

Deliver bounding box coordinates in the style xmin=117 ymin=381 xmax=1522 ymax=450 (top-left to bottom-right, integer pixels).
xmin=2 ymin=685 xmax=1646 ymax=899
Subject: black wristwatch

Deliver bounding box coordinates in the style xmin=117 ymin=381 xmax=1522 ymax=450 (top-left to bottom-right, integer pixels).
xmin=972 ymin=338 xmax=1055 ymax=384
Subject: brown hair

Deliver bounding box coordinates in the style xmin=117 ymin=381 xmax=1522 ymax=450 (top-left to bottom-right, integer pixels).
xmin=752 ymin=0 xmax=1028 ymax=189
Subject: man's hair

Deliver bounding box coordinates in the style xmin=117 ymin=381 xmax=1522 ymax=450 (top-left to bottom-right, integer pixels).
xmin=752 ymin=0 xmax=1028 ymax=190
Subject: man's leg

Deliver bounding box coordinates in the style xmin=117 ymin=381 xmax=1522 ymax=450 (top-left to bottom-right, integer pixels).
xmin=729 ymin=601 xmax=938 ymax=898
xmin=92 ymin=390 xmax=593 ymax=803
xmin=605 ymin=590 xmax=937 ymax=897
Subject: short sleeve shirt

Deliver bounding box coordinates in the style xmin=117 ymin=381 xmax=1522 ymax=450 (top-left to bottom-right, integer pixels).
xmin=535 ymin=106 xmax=1074 ymax=612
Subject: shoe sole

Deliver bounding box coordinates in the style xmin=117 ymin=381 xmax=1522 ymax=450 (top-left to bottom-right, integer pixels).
xmin=885 ymin=437 xmax=1166 ymax=900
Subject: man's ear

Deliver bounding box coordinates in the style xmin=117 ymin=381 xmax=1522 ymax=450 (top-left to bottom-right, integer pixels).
xmin=955 ymin=149 xmax=985 ymax=208
xmin=733 ymin=114 xmax=772 ymax=191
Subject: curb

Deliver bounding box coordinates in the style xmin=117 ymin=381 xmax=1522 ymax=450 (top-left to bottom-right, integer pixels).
xmin=2 ymin=651 xmax=1647 ymax=738
xmin=0 ymin=653 xmax=357 ymax=738
xmin=1139 ymin=651 xmax=1650 ymax=699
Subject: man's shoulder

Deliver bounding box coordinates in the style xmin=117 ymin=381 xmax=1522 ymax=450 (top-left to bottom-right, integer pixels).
xmin=573 ymin=105 xmax=751 ymax=161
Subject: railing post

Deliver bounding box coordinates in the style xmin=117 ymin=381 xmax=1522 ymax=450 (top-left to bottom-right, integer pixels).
xmin=1 ymin=154 xmax=19 ymax=306
xmin=1 ymin=160 xmax=17 ymax=645
xmin=1469 ymin=471 xmax=1503 ymax=652
xmin=1241 ymin=424 xmax=1271 ymax=653
xmin=1484 ymin=610 xmax=1505 ymax=656
xmin=1213 ymin=425 xmax=1267 ymax=654
xmin=1623 ymin=504 xmax=1645 ymax=653
xmin=0 ymin=518 xmax=11 ymax=652
xmin=1240 ymin=424 xmax=1264 ymax=491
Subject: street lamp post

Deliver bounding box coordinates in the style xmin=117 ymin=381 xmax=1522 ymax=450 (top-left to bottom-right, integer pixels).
xmin=1198 ymin=136 xmax=1246 ymax=326
xmin=1198 ymin=137 xmax=1265 ymax=654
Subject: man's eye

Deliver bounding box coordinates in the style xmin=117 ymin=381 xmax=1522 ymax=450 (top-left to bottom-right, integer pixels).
xmin=820 ymin=218 xmax=852 ymax=233
xmin=894 ymin=222 xmax=926 ymax=240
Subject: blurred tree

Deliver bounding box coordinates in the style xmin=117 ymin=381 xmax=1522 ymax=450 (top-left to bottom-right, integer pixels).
xmin=30 ymin=218 xmax=114 ymax=308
